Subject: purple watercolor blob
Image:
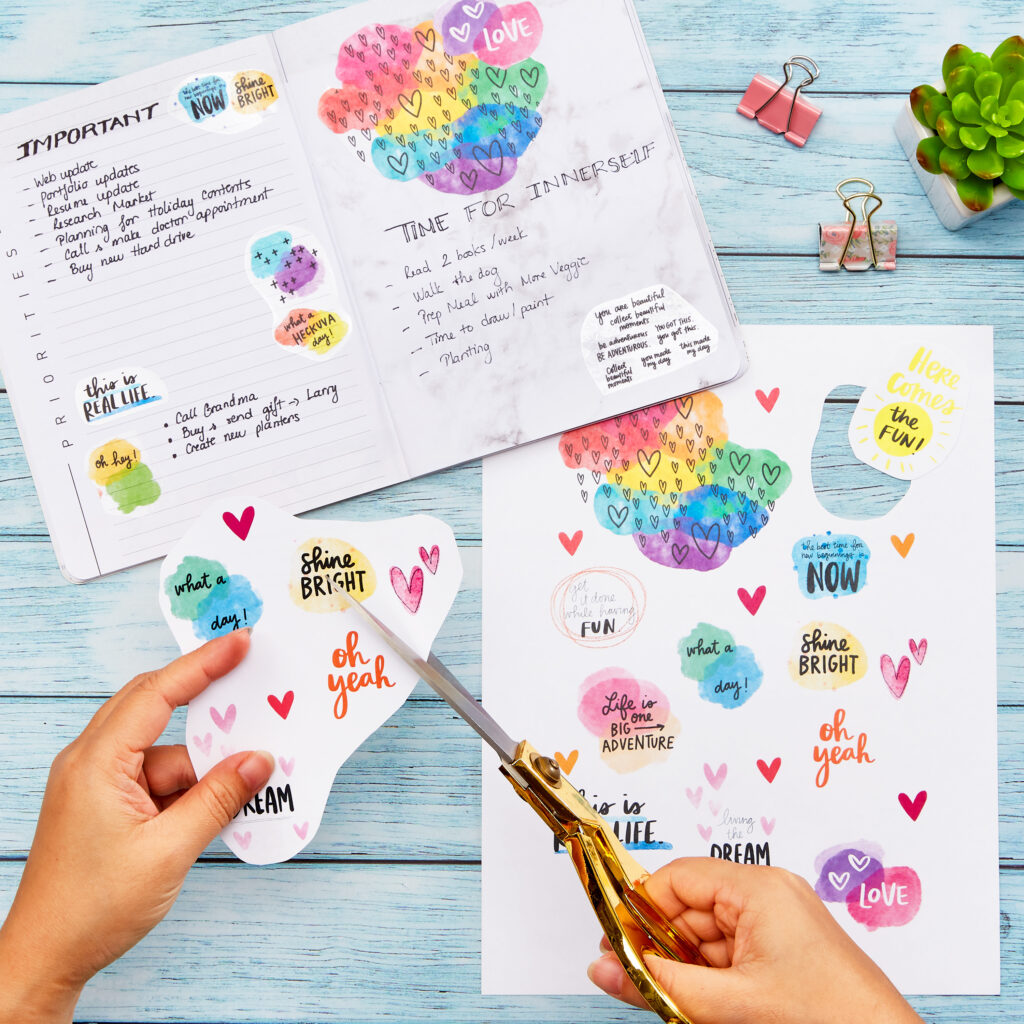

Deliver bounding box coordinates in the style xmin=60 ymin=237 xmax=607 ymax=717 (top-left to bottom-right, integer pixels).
xmin=634 ymin=520 xmax=733 ymax=571
xmin=425 ymin=152 xmax=517 ymax=194
xmin=814 ymin=848 xmax=884 ymax=903
xmin=274 ymin=245 xmax=322 ymax=297
xmin=439 ymin=1 xmax=500 ymax=55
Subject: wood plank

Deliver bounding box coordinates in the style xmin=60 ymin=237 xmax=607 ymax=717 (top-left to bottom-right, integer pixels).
xmin=0 ymin=695 xmax=1020 ymax=864
xmin=0 ymin=860 xmax=1017 ymax=1022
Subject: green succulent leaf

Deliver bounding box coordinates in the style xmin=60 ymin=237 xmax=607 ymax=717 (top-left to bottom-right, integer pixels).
xmin=939 ymin=145 xmax=972 ymax=179
xmin=942 ymin=43 xmax=974 ymax=85
xmin=1001 ymin=155 xmax=1024 ymax=189
xmin=985 ymin=123 xmax=1008 ymax=138
xmin=952 ymin=91 xmax=983 ymax=124
xmin=910 ymin=84 xmax=940 ymax=126
xmin=1004 ymin=99 xmax=1024 ymax=124
xmin=967 ymin=146 xmax=1005 ymax=179
xmin=997 ymin=133 xmax=1024 ymax=159
xmin=916 ymin=134 xmax=945 ymax=173
xmin=955 ymin=174 xmax=995 ymax=211
xmin=935 ymin=110 xmax=965 ymax=148
xmin=993 ymin=54 xmax=1024 ymax=101
xmin=946 ymin=64 xmax=978 ymax=99
xmin=980 ymin=94 xmax=1000 ymax=122
xmin=1006 ymin=183 xmax=1024 ymax=200
xmin=967 ymin=53 xmax=993 ymax=76
xmin=992 ymin=35 xmax=1024 ymax=63
xmin=1009 ymin=81 xmax=1024 ymax=105
xmin=975 ymin=70 xmax=1003 ymax=101
xmin=922 ymin=92 xmax=951 ymax=128
xmin=959 ymin=124 xmax=991 ymax=150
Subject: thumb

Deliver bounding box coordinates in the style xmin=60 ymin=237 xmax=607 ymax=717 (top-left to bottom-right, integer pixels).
xmin=158 ymin=750 xmax=275 ymax=864
xmin=644 ymin=954 xmax=752 ymax=1024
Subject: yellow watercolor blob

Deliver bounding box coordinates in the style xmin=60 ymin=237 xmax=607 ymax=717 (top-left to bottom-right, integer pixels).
xmin=289 ymin=537 xmax=376 ymax=613
xmin=88 ymin=439 xmax=141 ymax=486
xmin=789 ymin=623 xmax=867 ymax=690
xmin=231 ymin=70 xmax=278 ymax=113
xmin=873 ymin=401 xmax=933 ymax=457
xmin=275 ymin=309 xmax=349 ymax=355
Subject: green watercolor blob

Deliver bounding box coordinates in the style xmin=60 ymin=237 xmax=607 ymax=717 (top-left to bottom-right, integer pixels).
xmin=106 ymin=461 xmax=161 ymax=513
xmin=165 ymin=556 xmax=229 ymax=621
xmin=678 ymin=622 xmax=736 ymax=681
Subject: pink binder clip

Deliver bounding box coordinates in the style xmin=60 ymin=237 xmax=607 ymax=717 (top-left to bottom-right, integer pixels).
xmin=737 ymin=56 xmax=821 ymax=147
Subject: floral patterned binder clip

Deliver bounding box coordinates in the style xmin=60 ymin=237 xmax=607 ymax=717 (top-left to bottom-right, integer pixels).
xmin=737 ymin=55 xmax=821 ymax=147
xmin=819 ymin=178 xmax=898 ymax=271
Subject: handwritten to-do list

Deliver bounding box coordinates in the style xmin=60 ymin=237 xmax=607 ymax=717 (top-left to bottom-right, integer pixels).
xmin=481 ymin=326 xmax=998 ymax=997
xmin=0 ymin=0 xmax=743 ymax=581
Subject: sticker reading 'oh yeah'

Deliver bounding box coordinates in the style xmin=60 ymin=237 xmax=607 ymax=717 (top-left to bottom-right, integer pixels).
xmin=87 ymin=438 xmax=161 ymax=514
xmin=171 ymin=69 xmax=279 ymax=132
xmin=580 ymin=285 xmax=718 ymax=393
xmin=76 ymin=366 xmax=165 ymax=424
xmin=789 ymin=623 xmax=867 ymax=690
xmin=848 ymin=344 xmax=969 ymax=480
xmin=289 ymin=539 xmax=377 ymax=612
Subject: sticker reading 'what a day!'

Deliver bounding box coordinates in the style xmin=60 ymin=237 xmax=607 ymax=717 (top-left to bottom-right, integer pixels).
xmin=158 ymin=498 xmax=462 ymax=864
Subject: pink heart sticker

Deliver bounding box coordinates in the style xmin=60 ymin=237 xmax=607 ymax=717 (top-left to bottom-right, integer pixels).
xmin=881 ymin=655 xmax=911 ymax=698
xmin=293 ymin=821 xmax=310 ymax=839
xmin=737 ymin=585 xmax=766 ymax=615
xmin=685 ymin=786 xmax=702 ymax=808
xmin=709 ymin=800 xmax=722 ymax=817
xmin=223 ymin=506 xmax=255 ymax=541
xmin=391 ymin=565 xmax=425 ymax=613
xmin=761 ymin=816 xmax=776 ymax=836
xmin=697 ymin=824 xmax=713 ymax=842
xmin=268 ymin=691 xmax=294 ymax=719
xmin=704 ymin=762 xmax=727 ymax=790
xmin=419 ymin=544 xmax=440 ymax=574
xmin=278 ymin=756 xmax=295 ymax=777
xmin=755 ymin=387 xmax=780 ymax=413
xmin=757 ymin=756 xmax=781 ymax=783
xmin=558 ymin=530 xmax=583 ymax=556
xmin=233 ymin=831 xmax=252 ymax=850
xmin=193 ymin=732 xmax=212 ymax=756
xmin=909 ymin=638 xmax=928 ymax=665
xmin=210 ymin=705 xmax=237 ymax=734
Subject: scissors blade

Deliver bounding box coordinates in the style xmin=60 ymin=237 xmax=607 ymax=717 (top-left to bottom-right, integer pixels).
xmin=340 ymin=596 xmax=519 ymax=764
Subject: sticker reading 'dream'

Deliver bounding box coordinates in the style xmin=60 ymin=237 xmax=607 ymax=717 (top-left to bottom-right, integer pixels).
xmin=289 ymin=538 xmax=377 ymax=612
xmin=789 ymin=623 xmax=867 ymax=690
xmin=158 ymin=498 xmax=462 ymax=865
xmin=580 ymin=285 xmax=718 ymax=394
xmin=87 ymin=438 xmax=161 ymax=514
xmin=678 ymin=623 xmax=763 ymax=709
xmin=171 ymin=70 xmax=278 ymax=132
xmin=792 ymin=533 xmax=870 ymax=599
xmin=550 ymin=567 xmax=646 ymax=647
xmin=76 ymin=366 xmax=166 ymax=424
xmin=848 ymin=344 xmax=970 ymax=479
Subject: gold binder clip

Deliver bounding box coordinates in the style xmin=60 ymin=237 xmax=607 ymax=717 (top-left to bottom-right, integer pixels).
xmin=819 ymin=178 xmax=898 ymax=271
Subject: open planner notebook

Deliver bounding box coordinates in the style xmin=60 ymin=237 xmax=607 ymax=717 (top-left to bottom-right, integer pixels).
xmin=0 ymin=0 xmax=743 ymax=581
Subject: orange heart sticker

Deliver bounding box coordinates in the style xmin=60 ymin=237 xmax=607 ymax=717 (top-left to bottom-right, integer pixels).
xmin=891 ymin=533 xmax=915 ymax=558
xmin=555 ymin=750 xmax=579 ymax=774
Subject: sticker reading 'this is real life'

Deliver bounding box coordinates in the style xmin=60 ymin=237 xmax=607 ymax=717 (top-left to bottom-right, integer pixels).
xmin=580 ymin=285 xmax=718 ymax=393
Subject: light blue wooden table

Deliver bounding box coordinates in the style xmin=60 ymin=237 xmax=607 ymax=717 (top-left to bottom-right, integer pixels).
xmin=1 ymin=1 xmax=1021 ymax=1021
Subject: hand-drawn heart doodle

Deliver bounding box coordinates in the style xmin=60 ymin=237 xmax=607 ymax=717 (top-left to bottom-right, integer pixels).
xmin=419 ymin=544 xmax=440 ymax=574
xmin=554 ymin=750 xmax=578 ymax=774
xmin=891 ymin=533 xmax=915 ymax=558
xmin=267 ymin=691 xmax=295 ymax=719
xmin=210 ymin=705 xmax=236 ymax=733
xmin=691 ymin=522 xmax=721 ymax=559
xmin=829 ymin=870 xmax=851 ymax=891
xmin=755 ymin=387 xmax=780 ymax=413
xmin=223 ymin=506 xmax=255 ymax=541
xmin=391 ymin=565 xmax=425 ymax=612
xmin=849 ymin=853 xmax=871 ymax=872
xmin=756 ymin=756 xmax=781 ymax=783
xmin=881 ymin=655 xmax=911 ymax=698
xmin=738 ymin=585 xmax=766 ymax=615
xmin=558 ymin=530 xmax=583 ymax=556
xmin=898 ymin=790 xmax=927 ymax=821
xmin=704 ymin=762 xmax=727 ymax=790
xmin=909 ymin=638 xmax=928 ymax=665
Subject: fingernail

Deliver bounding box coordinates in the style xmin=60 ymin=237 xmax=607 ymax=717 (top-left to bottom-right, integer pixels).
xmin=237 ymin=750 xmax=275 ymax=789
xmin=586 ymin=955 xmax=622 ymax=996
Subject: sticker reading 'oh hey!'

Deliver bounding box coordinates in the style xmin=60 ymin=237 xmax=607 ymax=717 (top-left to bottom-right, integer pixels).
xmin=158 ymin=498 xmax=462 ymax=865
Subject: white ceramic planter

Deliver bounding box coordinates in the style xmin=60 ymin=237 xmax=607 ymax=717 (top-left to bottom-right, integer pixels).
xmin=894 ymin=92 xmax=1018 ymax=230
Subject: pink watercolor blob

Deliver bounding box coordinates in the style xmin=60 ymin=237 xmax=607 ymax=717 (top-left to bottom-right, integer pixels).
xmin=474 ymin=3 xmax=543 ymax=67
xmin=844 ymin=865 xmax=922 ymax=931
xmin=578 ymin=667 xmax=671 ymax=739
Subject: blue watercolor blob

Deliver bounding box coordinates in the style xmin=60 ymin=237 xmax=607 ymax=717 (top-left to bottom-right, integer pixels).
xmin=178 ymin=75 xmax=229 ymax=124
xmin=249 ymin=231 xmax=292 ymax=277
xmin=792 ymin=532 xmax=871 ymax=600
xmin=556 ymin=818 xmax=672 ymax=853
xmin=697 ymin=647 xmax=763 ymax=709
xmin=194 ymin=575 xmax=263 ymax=640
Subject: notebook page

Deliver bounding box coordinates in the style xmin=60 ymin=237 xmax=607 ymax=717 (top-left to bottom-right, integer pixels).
xmin=0 ymin=35 xmax=406 ymax=581
xmin=274 ymin=0 xmax=745 ymax=479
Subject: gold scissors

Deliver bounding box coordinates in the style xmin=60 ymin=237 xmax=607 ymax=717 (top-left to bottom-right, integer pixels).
xmin=343 ymin=597 xmax=709 ymax=1024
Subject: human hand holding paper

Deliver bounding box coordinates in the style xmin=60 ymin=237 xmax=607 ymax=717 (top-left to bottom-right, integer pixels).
xmin=0 ymin=632 xmax=274 ymax=1023
xmin=586 ymin=858 xmax=924 ymax=1024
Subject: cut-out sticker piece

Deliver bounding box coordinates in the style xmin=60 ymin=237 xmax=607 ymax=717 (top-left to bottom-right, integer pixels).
xmin=550 ymin=567 xmax=646 ymax=648
xmin=792 ymin=533 xmax=870 ymax=600
xmin=246 ymin=228 xmax=351 ymax=358
xmin=812 ymin=386 xmax=910 ymax=520
xmin=87 ymin=438 xmax=161 ymax=515
xmin=318 ymin=3 xmax=547 ymax=195
xmin=171 ymin=70 xmax=279 ymax=132
xmin=554 ymin=750 xmax=578 ymax=774
xmin=560 ymin=391 xmax=792 ymax=572
xmin=76 ymin=366 xmax=166 ymax=424
xmin=848 ymin=344 xmax=970 ymax=480
xmin=580 ymin=285 xmax=719 ymax=394
xmin=158 ymin=498 xmax=462 ymax=864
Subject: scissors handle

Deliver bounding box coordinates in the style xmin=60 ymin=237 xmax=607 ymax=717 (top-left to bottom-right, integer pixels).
xmin=501 ymin=742 xmax=709 ymax=1024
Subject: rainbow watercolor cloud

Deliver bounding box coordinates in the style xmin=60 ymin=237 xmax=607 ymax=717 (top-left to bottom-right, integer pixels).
xmin=560 ymin=393 xmax=792 ymax=570
xmin=318 ymin=2 xmax=547 ymax=195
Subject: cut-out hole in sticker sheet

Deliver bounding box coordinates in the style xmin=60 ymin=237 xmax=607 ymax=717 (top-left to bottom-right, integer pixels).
xmin=159 ymin=497 xmax=462 ymax=864
xmin=481 ymin=325 xmax=998 ymax=997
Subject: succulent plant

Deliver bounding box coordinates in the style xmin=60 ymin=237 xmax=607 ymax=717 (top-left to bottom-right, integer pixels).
xmin=910 ymin=35 xmax=1024 ymax=211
